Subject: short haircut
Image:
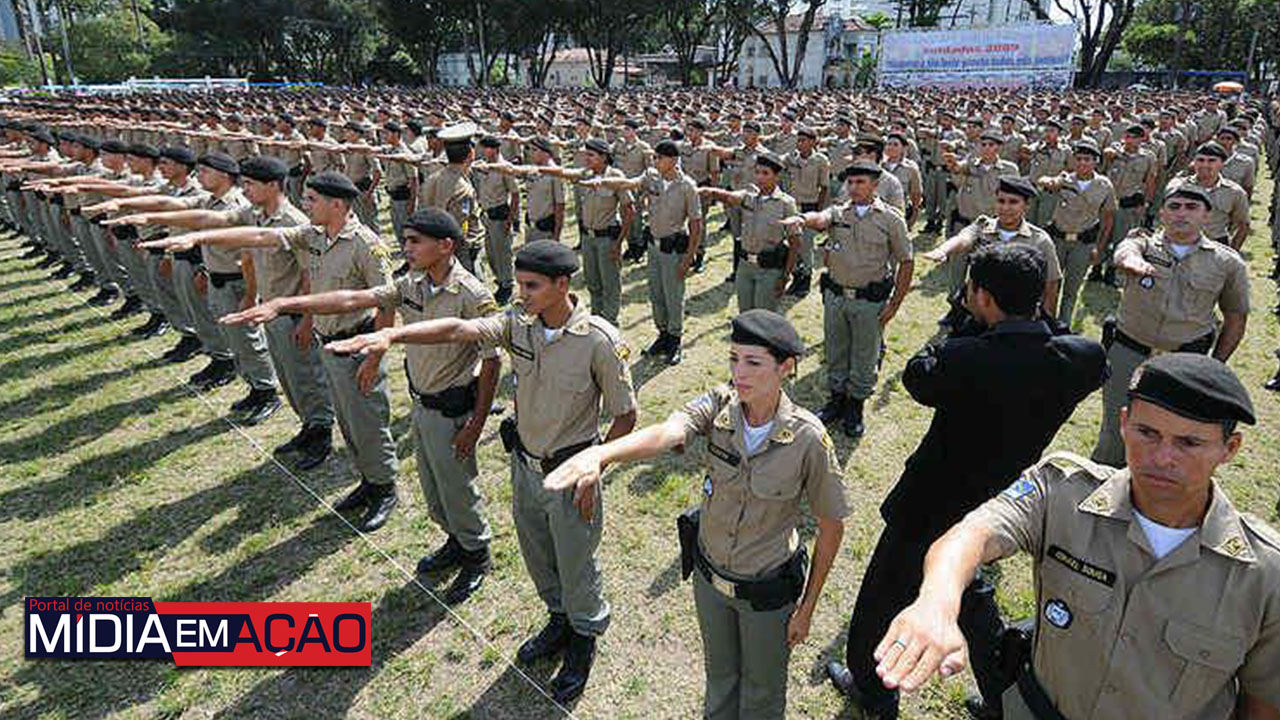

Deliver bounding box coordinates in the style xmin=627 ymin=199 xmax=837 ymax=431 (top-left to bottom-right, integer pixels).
xmin=967 ymin=243 xmax=1046 ymax=318
xmin=444 ymin=143 xmax=471 ymax=164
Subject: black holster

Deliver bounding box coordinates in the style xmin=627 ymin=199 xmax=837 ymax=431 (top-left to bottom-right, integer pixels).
xmin=412 ymin=378 xmax=477 ymax=419
xmin=658 ymin=231 xmax=690 ymax=254
xmin=677 ymin=506 xmax=701 ymax=580
xmin=499 ymin=416 xmax=518 ymax=453
xmin=1101 ymin=315 xmax=1117 ymax=349
xmin=486 ymin=204 xmax=510 ymax=221
xmin=534 ymin=215 xmax=555 ymax=232
xmin=388 ymin=186 xmax=411 ymax=201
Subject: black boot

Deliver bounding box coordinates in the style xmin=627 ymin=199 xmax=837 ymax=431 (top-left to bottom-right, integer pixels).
xmin=643 ymin=332 xmax=672 ymax=357
xmin=1266 ymin=369 xmax=1280 ymax=392
xmin=1102 ymin=265 xmax=1116 ymax=286
xmin=20 ymin=246 xmax=45 ymax=259
xmin=109 ymin=295 xmax=143 ymax=319
xmin=1086 ymin=264 xmax=1104 ymax=283
xmin=843 ymin=397 xmax=865 ymax=439
xmin=273 ymin=426 xmax=311 ymax=457
xmin=550 ymin=631 xmax=597 ymax=703
xmin=665 ymin=335 xmax=683 ymax=366
xmin=234 ymin=388 xmax=282 ymax=426
xmin=69 ymin=272 xmax=97 ymax=291
xmin=162 ymin=334 xmax=202 ymax=363
xmin=517 ymin=613 xmax=571 ymax=664
xmin=87 ymin=285 xmax=119 ymax=306
xmin=964 ymin=696 xmax=1002 ymax=720
xmin=416 ymin=535 xmax=463 ymax=575
xmin=188 ymin=358 xmax=237 ymax=391
xmin=51 ymin=263 xmax=76 ymax=279
xmin=357 ymin=482 xmax=398 ymax=532
xmin=334 ymin=480 xmax=372 ymax=512
xmin=132 ymin=312 xmax=168 ymax=338
xmin=294 ymin=425 xmax=333 ymax=471
xmin=36 ymin=253 xmax=61 ymax=269
xmin=443 ymin=547 xmax=490 ymax=605
xmin=815 ymin=393 xmax=848 ymax=424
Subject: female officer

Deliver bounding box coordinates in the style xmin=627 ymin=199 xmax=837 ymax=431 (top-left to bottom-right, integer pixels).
xmin=545 ymin=309 xmax=849 ymax=719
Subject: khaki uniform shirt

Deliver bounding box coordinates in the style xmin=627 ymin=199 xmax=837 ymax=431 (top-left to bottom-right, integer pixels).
xmin=972 ymin=453 xmax=1280 ymax=720
xmin=767 ymin=131 xmax=797 ymax=158
xmin=275 ymin=130 xmax=308 ymax=170
xmin=1048 ymin=173 xmax=1117 ymax=234
xmin=578 ymin=167 xmax=632 ymax=231
xmin=382 ymin=144 xmax=417 ymax=191
xmin=178 ymin=187 xmax=251 ymax=274
xmin=954 ymin=158 xmax=1020 ymax=220
xmin=884 ymin=159 xmax=922 ymax=206
xmin=309 ymin=137 xmax=346 ymax=175
xmin=373 ymin=259 xmax=499 ymax=394
xmin=728 ymin=142 xmax=764 ymax=190
xmin=676 ymin=386 xmax=849 ymax=578
xmin=740 ymin=188 xmax=798 ymax=254
xmin=999 ymin=131 xmax=1027 ymax=166
xmin=63 ymin=159 xmax=107 ymax=210
xmin=474 ymin=162 xmax=518 ymax=210
xmin=473 ymin=297 xmax=635 ymax=457
xmin=224 ymin=200 xmax=310 ymax=300
xmin=419 ymin=165 xmax=480 ymax=247
xmin=875 ymin=167 xmax=908 ymax=213
xmin=526 ymin=171 xmax=564 ymax=225
xmin=1113 ymin=230 xmax=1249 ymax=349
xmin=955 ymin=216 xmax=1062 ymax=282
xmin=785 ymin=150 xmax=830 ymax=205
xmin=640 ymin=168 xmax=700 ymax=239
xmin=1221 ymin=153 xmax=1256 ymax=196
xmin=278 ymin=213 xmax=395 ymax=336
xmin=680 ymin=140 xmax=719 ymax=185
xmin=1164 ymin=175 xmax=1248 ymax=241
xmin=825 ymin=135 xmax=858 ymax=180
xmin=1106 ymin=147 xmax=1157 ymax=200
xmin=614 ymin=138 xmax=652 ymax=178
xmin=345 ymin=151 xmax=381 ymax=186
xmin=821 ymin=198 xmax=911 ymax=288
xmin=1154 ymin=127 xmax=1187 ymax=170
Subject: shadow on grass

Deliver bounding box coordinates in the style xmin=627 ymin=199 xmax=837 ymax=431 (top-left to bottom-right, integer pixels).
xmin=0 ymin=298 xmax=91 ymax=337
xmin=0 ymin=332 xmax=143 ymax=388
xmin=0 ymin=361 xmax=138 ymax=422
xmin=214 ymin=581 xmax=451 ymax=719
xmin=0 ymin=313 xmax=118 ymax=356
xmin=452 ymin=658 xmax=568 ymax=720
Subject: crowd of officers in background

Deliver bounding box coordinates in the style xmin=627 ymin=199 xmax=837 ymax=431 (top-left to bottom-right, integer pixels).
xmin=0 ymin=85 xmax=1277 ymax=718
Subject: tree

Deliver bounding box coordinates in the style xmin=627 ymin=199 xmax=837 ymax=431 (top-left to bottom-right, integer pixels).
xmin=743 ymin=0 xmax=826 ymax=88
xmin=658 ymin=0 xmax=721 ymax=86
xmin=1120 ymin=21 xmax=1188 ymax=69
xmin=890 ymin=0 xmax=960 ymax=26
xmin=710 ymin=0 xmax=762 ymax=85
xmin=564 ymin=0 xmax=637 ymax=88
xmin=66 ymin=6 xmax=169 ymax=82
xmin=1121 ymin=0 xmax=1280 ymax=84
xmin=377 ymin=0 xmax=459 ymax=83
xmin=1051 ymin=0 xmax=1138 ymax=86
xmin=503 ymin=0 xmax=564 ymax=88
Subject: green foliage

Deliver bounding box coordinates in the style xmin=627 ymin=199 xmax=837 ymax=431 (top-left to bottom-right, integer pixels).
xmin=1121 ymin=22 xmax=1191 ymax=69
xmin=67 ymin=8 xmax=170 ymax=83
xmin=0 ymin=43 xmax=42 ymax=87
xmin=862 ymin=11 xmax=894 ymax=29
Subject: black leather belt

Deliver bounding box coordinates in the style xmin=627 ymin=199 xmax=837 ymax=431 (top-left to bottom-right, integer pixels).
xmin=317 ymin=317 xmax=376 ymax=353
xmin=515 ymin=434 xmax=598 ymax=475
xmin=1114 ymin=328 xmax=1214 ymax=358
xmin=410 ymin=378 xmax=478 ymax=419
xmin=1119 ymin=193 xmax=1146 ymax=209
xmin=173 ymin=248 xmax=202 ymax=263
xmin=208 ymin=271 xmax=243 ymax=288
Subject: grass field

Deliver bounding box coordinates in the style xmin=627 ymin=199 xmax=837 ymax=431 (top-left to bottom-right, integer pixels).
xmin=0 ymin=166 xmax=1277 ymax=720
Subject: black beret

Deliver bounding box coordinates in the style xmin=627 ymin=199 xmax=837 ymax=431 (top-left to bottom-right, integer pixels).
xmin=101 ymin=139 xmax=130 ymax=154
xmin=406 ymin=119 xmax=424 ymax=135
xmin=1124 ymin=123 xmax=1145 ymax=137
xmin=1043 ymin=119 xmax=1064 ymax=131
xmin=74 ymin=135 xmax=102 ymax=151
xmin=1164 ymin=184 xmax=1212 ymax=210
xmin=756 ymin=151 xmax=785 ymax=173
xmin=31 ymin=128 xmax=54 ymax=145
xmin=839 ymin=161 xmax=882 ymax=181
xmin=129 ymin=143 xmax=161 ymax=160
xmin=688 ymin=116 xmax=708 ymax=130
xmin=997 ymin=175 xmax=1037 ymax=200
xmin=278 ymin=113 xmax=296 ymax=126
xmin=1128 ymin=353 xmax=1254 ymax=425
xmin=404 ymin=207 xmax=461 ymax=242
xmin=382 ymin=121 xmax=403 ymax=134
xmin=239 ymin=155 xmax=288 ymax=182
xmin=584 ymin=138 xmax=612 ymax=156
xmin=1072 ymin=141 xmax=1101 ymax=158
xmin=979 ymin=130 xmax=1005 ymax=144
xmin=529 ymin=136 xmax=554 ymax=154
xmin=653 ymin=139 xmax=680 ymax=158
xmin=198 ymin=151 xmax=239 ymax=176
xmin=743 ymin=120 xmax=762 ymax=133
xmin=730 ymin=309 xmax=805 ymax=359
xmin=1216 ymin=126 xmax=1240 ymax=139
xmin=1195 ymin=141 xmax=1228 ymax=160
xmin=160 ymin=145 xmax=196 ymax=165
xmin=515 ymin=240 xmax=579 ymax=278
xmin=306 ymin=170 xmax=360 ymax=200
xmin=623 ymin=118 xmax=641 ymax=129
xmin=796 ymin=125 xmax=817 ymax=140
xmin=307 ymin=116 xmax=328 ymax=127
xmin=478 ymin=135 xmax=501 ymax=148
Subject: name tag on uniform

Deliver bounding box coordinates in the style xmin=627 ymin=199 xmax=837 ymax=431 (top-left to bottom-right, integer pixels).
xmin=707 ymin=442 xmax=740 ymax=467
xmin=1048 ymin=545 xmax=1116 ymax=587
xmin=1142 ymin=252 xmax=1173 ymax=268
xmin=403 ymin=298 xmax=423 ymax=312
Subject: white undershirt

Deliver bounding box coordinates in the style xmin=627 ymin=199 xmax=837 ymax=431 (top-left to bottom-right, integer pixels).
xmin=997 ymin=228 xmax=1018 ymax=242
xmin=743 ymin=419 xmax=775 ymax=455
xmin=1076 ymin=179 xmax=1093 ymax=192
xmin=542 ymin=326 xmax=563 ymax=344
xmin=1133 ymin=508 xmax=1197 ymax=559
xmin=853 ymin=204 xmax=872 ymax=218
xmin=1168 ymin=243 xmax=1195 ymax=259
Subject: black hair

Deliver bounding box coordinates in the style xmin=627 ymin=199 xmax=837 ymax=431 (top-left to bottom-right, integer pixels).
xmin=967 ymin=243 xmax=1046 ymax=318
xmin=444 ymin=142 xmax=471 ymax=164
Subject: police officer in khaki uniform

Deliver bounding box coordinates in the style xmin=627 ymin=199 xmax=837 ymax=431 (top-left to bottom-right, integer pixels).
xmin=418 ymin=123 xmax=482 ymax=276
xmin=925 ymin=176 xmax=1062 ymax=317
xmin=508 ymin=137 xmax=564 ymax=242
xmin=700 ymin=152 xmax=799 ymax=313
xmin=473 ymin=135 xmax=520 ymax=304
xmin=783 ymin=125 xmax=830 ymax=298
xmin=533 ymin=138 xmax=634 ymax=325
xmin=1091 ymin=185 xmax=1249 ymax=466
xmin=378 ymin=121 xmax=418 ymax=248
xmin=543 ymin=309 xmax=849 ymax=720
xmin=1166 ymin=142 xmax=1250 ymax=249
xmin=327 ymin=240 xmax=636 ymax=703
xmin=942 ymin=131 xmax=1020 ymax=293
xmin=1099 ymin=124 xmax=1159 ymax=284
xmin=614 ymin=119 xmax=653 ymax=262
xmin=883 ymin=132 xmax=923 ymax=229
xmin=876 ymin=353 xmax=1280 ymax=720
xmin=783 ymin=161 xmax=913 ymax=439
xmin=171 ymin=171 xmax=401 ymax=532
xmin=1037 ymin=141 xmax=1118 ymax=328
xmin=128 ymin=156 xmax=336 ymax=467
xmin=579 ymin=138 xmax=703 ymax=364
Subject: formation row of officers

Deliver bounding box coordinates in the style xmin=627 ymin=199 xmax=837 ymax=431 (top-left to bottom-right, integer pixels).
xmin=0 ymin=89 xmax=1278 ymax=720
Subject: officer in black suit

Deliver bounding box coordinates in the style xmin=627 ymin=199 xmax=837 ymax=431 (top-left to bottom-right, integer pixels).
xmin=825 ymin=243 xmax=1109 ymax=719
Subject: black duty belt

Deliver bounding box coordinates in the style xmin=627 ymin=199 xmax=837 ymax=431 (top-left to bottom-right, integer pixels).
xmin=799 ymin=201 xmax=820 ymax=212
xmin=208 ymin=271 xmax=243 ymax=289
xmin=736 ymin=245 xmax=787 ymax=269
xmin=1118 ymin=193 xmax=1146 ymax=209
xmin=587 ymin=225 xmax=621 ymax=239
xmin=388 ymin=185 xmax=412 ymax=201
xmin=514 ymin=433 xmax=598 ymax=476
xmin=657 ymin=231 xmax=690 ymax=254
xmin=1114 ymin=328 xmax=1214 ymax=358
xmin=485 ymin=203 xmax=510 ymax=221
xmin=173 ymin=248 xmax=202 ymax=263
xmin=1048 ymin=224 xmax=1100 ymax=243
xmin=819 ymin=272 xmax=894 ymax=302
xmin=410 ymin=378 xmax=477 ymax=419
xmin=694 ymin=544 xmax=807 ymax=613
xmin=317 ymin=317 xmax=376 ymax=353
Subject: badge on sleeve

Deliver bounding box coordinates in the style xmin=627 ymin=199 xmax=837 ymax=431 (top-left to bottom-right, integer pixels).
xmin=1044 ymin=599 xmax=1073 ymax=629
xmin=1001 ymin=473 xmax=1037 ymax=501
xmin=1139 ymin=275 xmax=1155 ymax=289
xmin=703 ymin=476 xmax=713 ymax=497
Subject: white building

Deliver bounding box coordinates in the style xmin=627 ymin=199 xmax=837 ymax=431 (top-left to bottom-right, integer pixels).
xmin=436 ymin=52 xmax=528 ymax=87
xmin=436 ymin=48 xmax=644 ymax=88
xmin=845 ymin=0 xmax=1050 ymax=27
xmin=737 ymin=12 xmax=879 ymax=88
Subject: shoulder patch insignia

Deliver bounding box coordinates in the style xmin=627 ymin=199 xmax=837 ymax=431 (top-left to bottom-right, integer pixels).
xmin=615 ymin=343 xmax=631 ymax=363
xmin=476 ymin=300 xmax=499 ymax=316
xmin=773 ymin=427 xmax=795 ymax=444
xmin=1001 ymin=473 xmax=1038 ymax=501
xmin=370 ymin=242 xmax=393 ymax=261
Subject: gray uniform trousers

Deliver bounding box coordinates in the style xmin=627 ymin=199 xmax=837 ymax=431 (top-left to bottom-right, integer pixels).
xmin=206 ymin=278 xmax=278 ymax=391
xmin=1031 ymin=191 xmax=1060 ymax=229
xmin=43 ymin=202 xmax=83 ymax=269
xmin=1091 ymin=340 xmax=1145 ymax=467
xmin=823 ymin=291 xmax=885 ymax=400
xmin=924 ymin=165 xmax=948 ymax=223
xmin=71 ymin=215 xmax=120 ymax=290
xmin=172 ymin=258 xmax=233 ymax=360
xmin=320 ymin=349 xmax=399 ymax=486
xmin=411 ymin=402 xmax=491 ymax=551
xmin=693 ymin=570 xmax=793 ymax=720
xmin=735 ymin=261 xmax=783 ymax=313
xmin=648 ymin=247 xmax=686 ymax=338
xmin=148 ymin=254 xmax=196 ymax=334
xmin=511 ymin=453 xmax=610 ymax=637
xmin=581 ymin=232 xmax=621 ymax=325
xmin=389 ymin=197 xmax=411 ymax=249
xmin=482 ymin=215 xmax=514 ymax=288
xmin=1054 ymin=237 xmax=1095 ymax=328
xmin=263 ymin=315 xmax=334 ymax=428
xmin=1109 ymin=205 xmax=1145 ymax=267
xmin=117 ymin=237 xmax=160 ymax=307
